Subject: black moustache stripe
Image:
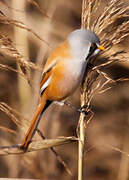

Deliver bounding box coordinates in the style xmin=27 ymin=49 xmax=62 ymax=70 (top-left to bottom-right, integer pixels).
xmin=86 ymin=43 xmax=97 ymax=60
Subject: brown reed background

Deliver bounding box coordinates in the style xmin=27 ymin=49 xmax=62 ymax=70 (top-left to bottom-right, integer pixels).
xmin=0 ymin=0 xmax=129 ymax=179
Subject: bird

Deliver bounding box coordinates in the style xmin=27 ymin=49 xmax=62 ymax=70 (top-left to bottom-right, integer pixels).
xmin=21 ymin=29 xmax=104 ymax=150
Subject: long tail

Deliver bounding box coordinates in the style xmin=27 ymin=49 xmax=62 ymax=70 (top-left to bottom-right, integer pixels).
xmin=21 ymin=94 xmax=52 ymax=150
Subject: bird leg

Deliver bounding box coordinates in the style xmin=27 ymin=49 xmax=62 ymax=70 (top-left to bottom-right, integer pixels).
xmin=55 ymin=100 xmax=89 ymax=115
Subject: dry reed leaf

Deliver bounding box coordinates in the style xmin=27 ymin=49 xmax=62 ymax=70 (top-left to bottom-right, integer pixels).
xmin=0 ymin=136 xmax=77 ymax=155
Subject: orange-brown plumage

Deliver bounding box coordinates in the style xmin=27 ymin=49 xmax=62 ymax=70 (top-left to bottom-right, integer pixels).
xmin=22 ymin=41 xmax=72 ymax=149
xmin=40 ymin=40 xmax=72 ymax=100
xmin=22 ymin=93 xmax=47 ymax=149
xmin=40 ymin=41 xmax=71 ymax=91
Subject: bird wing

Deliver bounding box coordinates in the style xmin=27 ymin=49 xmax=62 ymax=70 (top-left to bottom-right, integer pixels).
xmin=40 ymin=58 xmax=60 ymax=95
xmin=40 ymin=40 xmax=70 ymax=95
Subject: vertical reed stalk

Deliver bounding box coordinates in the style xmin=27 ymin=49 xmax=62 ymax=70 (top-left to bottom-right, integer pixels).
xmin=12 ymin=0 xmax=31 ymax=112
xmin=78 ymin=91 xmax=86 ymax=180
xmin=78 ymin=0 xmax=89 ymax=179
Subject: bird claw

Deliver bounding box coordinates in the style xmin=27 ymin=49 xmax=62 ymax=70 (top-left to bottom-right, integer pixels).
xmin=78 ymin=105 xmax=89 ymax=115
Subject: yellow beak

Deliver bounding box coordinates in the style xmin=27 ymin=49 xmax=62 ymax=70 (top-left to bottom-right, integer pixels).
xmin=98 ymin=45 xmax=105 ymax=51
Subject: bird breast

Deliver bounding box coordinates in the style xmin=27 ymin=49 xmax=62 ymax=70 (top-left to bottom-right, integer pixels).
xmin=46 ymin=58 xmax=87 ymax=101
xmin=56 ymin=58 xmax=87 ymax=98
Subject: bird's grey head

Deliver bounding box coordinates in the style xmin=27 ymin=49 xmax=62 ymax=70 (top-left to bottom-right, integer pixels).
xmin=68 ymin=29 xmax=102 ymax=61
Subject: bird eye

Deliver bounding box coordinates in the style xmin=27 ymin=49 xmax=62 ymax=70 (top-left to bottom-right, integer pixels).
xmin=86 ymin=43 xmax=97 ymax=60
xmin=89 ymin=43 xmax=97 ymax=53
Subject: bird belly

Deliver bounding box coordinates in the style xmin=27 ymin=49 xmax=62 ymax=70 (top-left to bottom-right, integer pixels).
xmin=46 ymin=59 xmax=87 ymax=101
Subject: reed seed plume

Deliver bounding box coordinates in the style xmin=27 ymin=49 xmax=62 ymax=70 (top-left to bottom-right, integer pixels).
xmin=81 ymin=0 xmax=101 ymax=29
xmin=0 ymin=32 xmax=44 ymax=85
xmin=0 ymin=10 xmax=51 ymax=85
xmin=81 ymin=0 xmax=129 ymax=115
xmin=78 ymin=1 xmax=129 ymax=179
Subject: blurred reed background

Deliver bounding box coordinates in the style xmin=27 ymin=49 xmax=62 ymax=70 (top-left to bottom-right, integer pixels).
xmin=0 ymin=0 xmax=129 ymax=179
